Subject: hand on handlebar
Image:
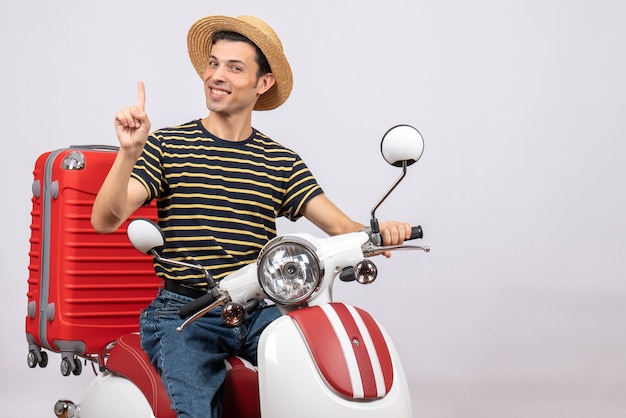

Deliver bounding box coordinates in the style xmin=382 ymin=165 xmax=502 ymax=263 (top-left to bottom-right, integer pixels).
xmin=377 ymin=220 xmax=412 ymax=258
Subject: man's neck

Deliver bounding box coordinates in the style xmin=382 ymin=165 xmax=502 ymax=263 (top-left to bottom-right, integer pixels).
xmin=202 ymin=112 xmax=253 ymax=142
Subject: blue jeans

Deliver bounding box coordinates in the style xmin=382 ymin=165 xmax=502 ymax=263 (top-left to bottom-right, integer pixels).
xmin=140 ymin=288 xmax=281 ymax=418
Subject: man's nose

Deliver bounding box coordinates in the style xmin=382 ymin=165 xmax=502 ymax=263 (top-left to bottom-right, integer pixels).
xmin=211 ymin=64 xmax=227 ymax=81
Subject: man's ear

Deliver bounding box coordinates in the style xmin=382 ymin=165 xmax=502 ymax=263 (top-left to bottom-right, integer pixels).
xmin=257 ymin=73 xmax=276 ymax=95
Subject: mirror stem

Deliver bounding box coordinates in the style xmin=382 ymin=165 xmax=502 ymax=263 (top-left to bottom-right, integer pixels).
xmin=150 ymin=249 xmax=218 ymax=290
xmin=369 ymin=161 xmax=408 ymax=245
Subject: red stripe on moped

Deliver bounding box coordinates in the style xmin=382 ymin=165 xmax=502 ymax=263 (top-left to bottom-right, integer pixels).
xmin=288 ymin=303 xmax=393 ymax=399
xmin=330 ymin=303 xmax=379 ymax=397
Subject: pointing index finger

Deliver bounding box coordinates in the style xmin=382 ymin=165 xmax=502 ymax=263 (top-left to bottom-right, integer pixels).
xmin=137 ymin=81 xmax=146 ymax=111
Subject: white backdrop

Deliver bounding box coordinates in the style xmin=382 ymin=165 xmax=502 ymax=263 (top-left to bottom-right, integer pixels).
xmin=2 ymin=1 xmax=625 ymax=417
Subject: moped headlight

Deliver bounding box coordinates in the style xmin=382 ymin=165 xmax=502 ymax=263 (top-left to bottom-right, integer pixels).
xmin=257 ymin=237 xmax=323 ymax=305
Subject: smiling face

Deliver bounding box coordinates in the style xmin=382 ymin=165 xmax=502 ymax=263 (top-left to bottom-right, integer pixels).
xmin=202 ymin=39 xmax=275 ymax=117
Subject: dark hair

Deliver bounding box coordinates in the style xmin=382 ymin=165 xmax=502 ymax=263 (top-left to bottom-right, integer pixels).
xmin=212 ymin=31 xmax=272 ymax=78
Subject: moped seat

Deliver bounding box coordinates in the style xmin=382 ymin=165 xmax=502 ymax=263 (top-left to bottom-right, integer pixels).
xmin=106 ymin=333 xmax=260 ymax=418
xmin=106 ymin=333 xmax=176 ymax=418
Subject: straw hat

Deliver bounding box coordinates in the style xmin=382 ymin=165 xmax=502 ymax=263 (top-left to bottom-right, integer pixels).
xmin=187 ymin=15 xmax=293 ymax=111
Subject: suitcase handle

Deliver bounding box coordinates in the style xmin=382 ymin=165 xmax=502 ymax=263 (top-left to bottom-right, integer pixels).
xmin=69 ymin=145 xmax=119 ymax=151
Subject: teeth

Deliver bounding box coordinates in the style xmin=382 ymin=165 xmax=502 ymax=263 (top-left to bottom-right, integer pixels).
xmin=211 ymin=88 xmax=229 ymax=96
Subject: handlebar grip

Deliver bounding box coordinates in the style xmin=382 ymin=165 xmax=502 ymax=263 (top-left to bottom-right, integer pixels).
xmin=378 ymin=225 xmax=423 ymax=246
xmin=339 ymin=267 xmax=356 ymax=282
xmin=409 ymin=225 xmax=423 ymax=240
xmin=178 ymin=293 xmax=217 ymax=319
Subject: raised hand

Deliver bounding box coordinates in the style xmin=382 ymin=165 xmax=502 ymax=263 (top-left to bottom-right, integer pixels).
xmin=114 ymin=81 xmax=151 ymax=154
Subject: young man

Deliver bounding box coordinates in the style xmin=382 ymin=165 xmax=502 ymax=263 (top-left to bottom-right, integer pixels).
xmin=92 ymin=15 xmax=412 ymax=418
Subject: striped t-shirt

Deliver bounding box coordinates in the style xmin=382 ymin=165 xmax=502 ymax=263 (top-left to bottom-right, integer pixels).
xmin=131 ymin=119 xmax=323 ymax=285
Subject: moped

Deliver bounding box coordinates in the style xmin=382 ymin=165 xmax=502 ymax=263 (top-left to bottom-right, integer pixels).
xmin=54 ymin=124 xmax=429 ymax=418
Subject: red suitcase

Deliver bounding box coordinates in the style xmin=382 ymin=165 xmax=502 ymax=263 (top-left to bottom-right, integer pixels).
xmin=25 ymin=145 xmax=159 ymax=376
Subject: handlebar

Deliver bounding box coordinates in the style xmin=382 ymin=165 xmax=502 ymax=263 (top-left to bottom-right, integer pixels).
xmin=360 ymin=223 xmax=429 ymax=260
xmin=378 ymin=225 xmax=423 ymax=245
xmin=178 ymin=292 xmax=217 ymax=319
xmin=409 ymin=225 xmax=423 ymax=240
xmin=177 ymin=225 xmax=426 ymax=319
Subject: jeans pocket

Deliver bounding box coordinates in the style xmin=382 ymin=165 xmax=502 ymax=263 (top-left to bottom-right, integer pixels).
xmin=156 ymin=301 xmax=183 ymax=319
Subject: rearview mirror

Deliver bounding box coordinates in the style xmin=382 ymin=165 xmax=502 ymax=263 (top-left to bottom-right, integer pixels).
xmin=127 ymin=218 xmax=165 ymax=254
xmin=380 ymin=124 xmax=424 ymax=167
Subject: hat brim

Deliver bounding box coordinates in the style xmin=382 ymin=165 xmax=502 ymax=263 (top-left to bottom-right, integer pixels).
xmin=187 ymin=15 xmax=293 ymax=111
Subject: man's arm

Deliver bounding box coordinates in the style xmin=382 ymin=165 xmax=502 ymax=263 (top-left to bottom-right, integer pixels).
xmin=301 ymin=194 xmax=364 ymax=236
xmin=91 ymin=165 xmax=148 ymax=234
xmin=301 ymin=194 xmax=411 ymax=246
xmin=91 ymin=81 xmax=152 ymax=234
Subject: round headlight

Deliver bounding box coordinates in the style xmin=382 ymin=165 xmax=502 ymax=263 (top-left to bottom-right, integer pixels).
xmin=257 ymin=237 xmax=323 ymax=305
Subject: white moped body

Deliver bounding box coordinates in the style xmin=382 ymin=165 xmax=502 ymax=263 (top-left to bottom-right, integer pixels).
xmin=64 ymin=235 xmax=415 ymax=418
xmin=68 ymin=373 xmax=155 ymax=418
xmin=70 ymin=304 xmax=412 ymax=418
xmin=259 ymin=304 xmax=412 ymax=417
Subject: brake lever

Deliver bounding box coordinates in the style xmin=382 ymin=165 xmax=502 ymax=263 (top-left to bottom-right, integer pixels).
xmin=176 ymin=294 xmax=230 ymax=333
xmin=363 ymin=243 xmax=430 ymax=257
xmin=361 ymin=225 xmax=429 ymax=256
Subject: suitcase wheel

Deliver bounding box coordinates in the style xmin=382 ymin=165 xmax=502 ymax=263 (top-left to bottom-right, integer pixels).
xmin=60 ymin=356 xmax=82 ymax=376
xmin=27 ymin=349 xmax=48 ymax=368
